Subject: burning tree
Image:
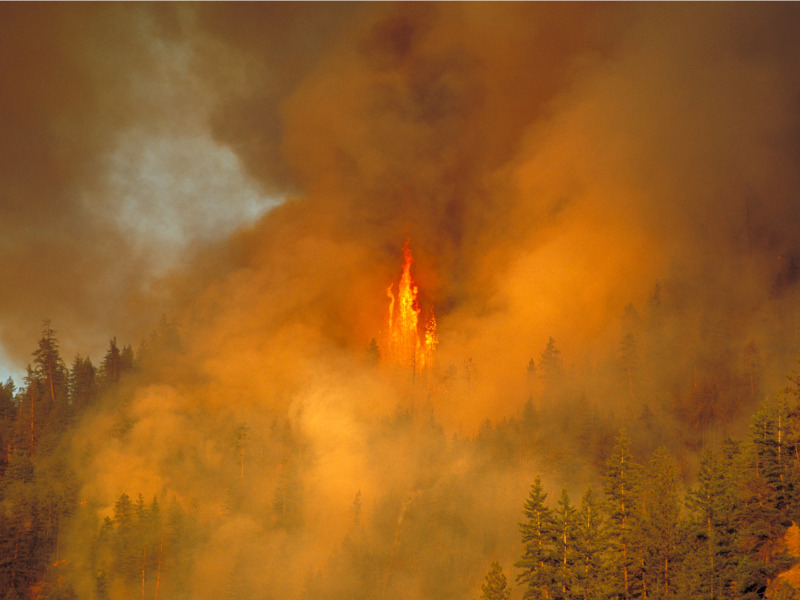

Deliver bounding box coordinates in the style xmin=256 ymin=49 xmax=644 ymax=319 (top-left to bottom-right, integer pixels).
xmin=383 ymin=239 xmax=437 ymax=379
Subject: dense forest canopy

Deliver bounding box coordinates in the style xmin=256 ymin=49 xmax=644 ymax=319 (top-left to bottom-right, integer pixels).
xmin=3 ymin=3 xmax=800 ymax=600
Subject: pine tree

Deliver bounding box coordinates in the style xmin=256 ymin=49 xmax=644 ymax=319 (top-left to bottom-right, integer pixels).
xmin=69 ymin=355 xmax=96 ymax=410
xmin=574 ymin=487 xmax=611 ymax=600
xmin=757 ymin=398 xmax=796 ymax=516
xmin=603 ymin=430 xmax=639 ymax=600
xmin=639 ymin=447 xmax=682 ymax=599
xmin=734 ymin=403 xmax=796 ymax=598
xmin=99 ymin=338 xmax=122 ymax=387
xmin=32 ymin=321 xmax=67 ymax=409
xmin=273 ymin=459 xmax=303 ymax=529
xmin=686 ymin=442 xmax=744 ymax=600
xmin=0 ymin=378 xmax=16 ymax=473
xmin=516 ymin=477 xmax=556 ymax=600
xmin=15 ymin=366 xmax=45 ymax=453
xmin=120 ymin=344 xmax=134 ymax=372
xmin=481 ymin=561 xmax=511 ymax=600
xmin=113 ymin=493 xmax=139 ymax=580
xmin=539 ymin=338 xmax=563 ymax=396
xmin=552 ymin=489 xmax=578 ymax=599
xmin=367 ymin=338 xmax=380 ymax=364
xmin=16 ymin=323 xmax=69 ymax=453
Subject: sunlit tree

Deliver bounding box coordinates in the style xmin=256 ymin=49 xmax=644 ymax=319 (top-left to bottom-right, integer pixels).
xmin=603 ymin=430 xmax=640 ymax=600
xmin=552 ymin=489 xmax=578 ymax=599
xmin=516 ymin=477 xmax=556 ymax=600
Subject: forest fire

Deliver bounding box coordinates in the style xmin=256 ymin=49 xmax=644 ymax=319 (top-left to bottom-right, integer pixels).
xmin=5 ymin=4 xmax=800 ymax=600
xmin=383 ymin=239 xmax=437 ymax=375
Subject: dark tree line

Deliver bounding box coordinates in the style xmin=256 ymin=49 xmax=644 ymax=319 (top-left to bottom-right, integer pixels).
xmin=0 ymin=322 xmax=134 ymax=600
xmin=480 ymin=371 xmax=800 ymax=600
xmin=4 ymin=317 xmax=800 ymax=600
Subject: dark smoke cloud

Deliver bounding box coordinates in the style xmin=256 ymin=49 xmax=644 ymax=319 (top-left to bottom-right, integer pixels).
xmin=0 ymin=3 xmax=273 ymax=371
xmin=3 ymin=0 xmax=800 ymax=446
xmin=171 ymin=2 xmax=800 ymax=424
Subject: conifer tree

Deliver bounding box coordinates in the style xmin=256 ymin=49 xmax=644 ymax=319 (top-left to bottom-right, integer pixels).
xmin=273 ymin=463 xmax=303 ymax=529
xmin=120 ymin=344 xmax=134 ymax=372
xmin=734 ymin=402 xmax=796 ymax=597
xmin=32 ymin=320 xmax=67 ymax=408
xmin=99 ymin=338 xmax=123 ymax=387
xmin=113 ymin=493 xmax=139 ymax=580
xmin=603 ymin=430 xmax=639 ymax=600
xmin=15 ymin=366 xmax=44 ymax=453
xmin=516 ymin=477 xmax=556 ymax=600
xmin=757 ymin=398 xmax=796 ymax=516
xmin=553 ymin=489 xmax=578 ymax=599
xmin=686 ymin=442 xmax=744 ymax=600
xmin=574 ymin=487 xmax=611 ymax=600
xmin=0 ymin=377 xmax=15 ymax=420
xmin=69 ymin=355 xmax=96 ymax=410
xmin=639 ymin=447 xmax=682 ymax=599
xmin=539 ymin=338 xmax=563 ymax=396
xmin=0 ymin=378 xmax=16 ymax=471
xmin=481 ymin=561 xmax=511 ymax=600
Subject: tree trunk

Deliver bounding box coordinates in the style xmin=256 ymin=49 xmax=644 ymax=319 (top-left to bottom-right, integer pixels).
xmin=154 ymin=536 xmax=163 ymax=600
xmin=48 ymin=359 xmax=56 ymax=404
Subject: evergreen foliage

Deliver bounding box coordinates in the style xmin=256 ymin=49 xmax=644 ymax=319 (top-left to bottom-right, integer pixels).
xmin=516 ymin=477 xmax=557 ymax=599
xmin=512 ymin=408 xmax=800 ymax=600
xmin=480 ymin=561 xmax=511 ymax=600
xmin=4 ymin=321 xmax=800 ymax=600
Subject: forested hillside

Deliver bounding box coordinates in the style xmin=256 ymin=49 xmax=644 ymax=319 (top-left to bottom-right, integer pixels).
xmin=4 ymin=4 xmax=800 ymax=600
xmin=3 ymin=318 xmax=800 ymax=600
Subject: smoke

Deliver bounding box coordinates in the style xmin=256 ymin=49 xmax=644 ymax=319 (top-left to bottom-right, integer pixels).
xmin=0 ymin=4 xmax=277 ymax=371
xmin=5 ymin=3 xmax=800 ymax=599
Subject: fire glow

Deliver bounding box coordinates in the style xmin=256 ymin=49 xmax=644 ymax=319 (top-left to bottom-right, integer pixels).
xmin=383 ymin=239 xmax=437 ymax=375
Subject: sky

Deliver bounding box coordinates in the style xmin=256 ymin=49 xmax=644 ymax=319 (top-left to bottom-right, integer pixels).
xmin=6 ymin=4 xmax=800 ymax=598
xmin=2 ymin=3 xmax=800 ymax=394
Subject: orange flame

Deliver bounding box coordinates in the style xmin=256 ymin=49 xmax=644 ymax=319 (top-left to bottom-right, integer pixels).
xmin=384 ymin=239 xmax=436 ymax=377
xmin=421 ymin=310 xmax=438 ymax=370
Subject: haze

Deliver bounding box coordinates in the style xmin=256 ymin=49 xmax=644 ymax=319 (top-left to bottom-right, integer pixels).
xmin=2 ymin=4 xmax=800 ymax=599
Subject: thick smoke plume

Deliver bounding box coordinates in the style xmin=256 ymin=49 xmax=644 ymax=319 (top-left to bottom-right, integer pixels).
xmin=4 ymin=3 xmax=800 ymax=599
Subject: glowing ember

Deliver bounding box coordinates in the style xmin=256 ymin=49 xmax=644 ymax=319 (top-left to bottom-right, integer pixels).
xmin=383 ymin=239 xmax=436 ymax=376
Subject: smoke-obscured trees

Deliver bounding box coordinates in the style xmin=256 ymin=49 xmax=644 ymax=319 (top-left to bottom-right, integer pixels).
xmin=98 ymin=338 xmax=134 ymax=390
xmin=539 ymin=338 xmax=563 ymax=399
xmin=480 ymin=561 xmax=511 ymax=600
xmin=91 ymin=493 xmax=187 ymax=600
